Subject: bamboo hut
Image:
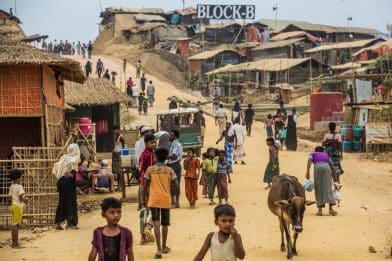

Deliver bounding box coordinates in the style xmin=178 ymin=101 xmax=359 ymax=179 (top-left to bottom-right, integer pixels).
xmin=64 ymin=78 xmax=130 ymax=153
xmin=0 ymin=43 xmax=85 ymax=228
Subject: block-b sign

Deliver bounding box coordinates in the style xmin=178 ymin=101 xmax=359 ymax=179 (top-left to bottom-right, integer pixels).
xmin=197 ymin=5 xmax=255 ymax=20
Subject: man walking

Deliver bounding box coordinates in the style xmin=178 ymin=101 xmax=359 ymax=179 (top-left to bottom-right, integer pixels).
xmin=147 ymin=80 xmax=155 ymax=107
xmin=87 ymin=41 xmax=93 ymax=59
xmin=167 ymin=130 xmax=182 ymax=208
xmin=216 ymin=122 xmax=236 ymax=173
xmin=136 ymin=60 xmax=142 ymax=78
xmin=215 ymin=104 xmax=227 ymax=136
xmin=85 ymin=61 xmax=92 ymax=78
xmin=96 ymin=58 xmax=104 ymax=78
xmin=244 ymin=104 xmax=255 ymax=136
xmin=233 ymin=118 xmax=246 ymax=165
xmin=140 ymin=73 xmax=147 ymax=92
xmin=112 ymin=126 xmax=125 ymax=190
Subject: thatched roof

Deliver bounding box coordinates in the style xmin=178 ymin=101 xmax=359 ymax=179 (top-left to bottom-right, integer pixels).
xmin=64 ymin=78 xmax=129 ymax=106
xmin=0 ymin=20 xmax=25 ymax=40
xmin=252 ymin=38 xmax=304 ymax=51
xmin=305 ymin=38 xmax=384 ymax=53
xmin=0 ymin=44 xmax=85 ymax=83
xmin=206 ymin=58 xmax=326 ymax=74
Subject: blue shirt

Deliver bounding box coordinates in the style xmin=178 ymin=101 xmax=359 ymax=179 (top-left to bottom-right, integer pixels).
xmin=279 ymin=128 xmax=287 ymax=139
xmin=168 ymin=139 xmax=182 ymax=164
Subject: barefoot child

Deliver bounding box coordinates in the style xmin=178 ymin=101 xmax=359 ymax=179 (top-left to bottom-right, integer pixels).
xmin=143 ymin=148 xmax=179 ymax=259
xmin=184 ymin=148 xmax=201 ymax=208
xmin=216 ymin=150 xmax=232 ymax=204
xmin=194 ymin=204 xmax=245 ymax=261
xmin=88 ymin=197 xmax=134 ymax=261
xmin=203 ymin=148 xmax=218 ymax=205
xmin=9 ymin=169 xmax=28 ymax=248
xmin=263 ymin=137 xmax=280 ymax=189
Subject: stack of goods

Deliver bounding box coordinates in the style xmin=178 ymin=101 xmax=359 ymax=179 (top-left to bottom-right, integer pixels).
xmin=340 ymin=124 xmax=363 ymax=152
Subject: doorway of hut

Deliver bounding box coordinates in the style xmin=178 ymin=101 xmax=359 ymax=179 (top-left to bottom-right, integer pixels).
xmin=0 ymin=117 xmax=42 ymax=159
xmin=92 ymin=106 xmax=114 ymax=153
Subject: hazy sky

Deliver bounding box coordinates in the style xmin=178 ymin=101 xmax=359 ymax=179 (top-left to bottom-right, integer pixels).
xmin=1 ymin=0 xmax=391 ymax=43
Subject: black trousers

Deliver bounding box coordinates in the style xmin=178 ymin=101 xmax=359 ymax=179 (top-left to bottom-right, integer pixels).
xmin=55 ymin=175 xmax=78 ymax=226
xmin=97 ymin=68 xmax=102 ymax=77
xmin=245 ymin=121 xmax=252 ymax=135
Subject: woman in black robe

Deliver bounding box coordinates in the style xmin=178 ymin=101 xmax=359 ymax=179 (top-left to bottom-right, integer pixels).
xmin=285 ymin=115 xmax=297 ymax=151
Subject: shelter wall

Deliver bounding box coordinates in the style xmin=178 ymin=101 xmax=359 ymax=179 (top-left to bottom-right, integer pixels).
xmin=253 ymin=47 xmax=289 ymax=60
xmin=189 ymin=60 xmax=203 ymax=73
xmin=0 ymin=65 xmax=42 ymax=116
xmin=46 ymin=105 xmax=65 ymax=147
xmin=42 ymin=65 xmax=64 ymax=108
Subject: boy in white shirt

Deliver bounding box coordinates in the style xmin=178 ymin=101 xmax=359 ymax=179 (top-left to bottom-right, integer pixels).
xmin=9 ymin=169 xmax=28 ymax=248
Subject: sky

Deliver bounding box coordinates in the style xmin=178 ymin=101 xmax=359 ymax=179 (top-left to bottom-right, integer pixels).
xmin=1 ymin=0 xmax=391 ymax=43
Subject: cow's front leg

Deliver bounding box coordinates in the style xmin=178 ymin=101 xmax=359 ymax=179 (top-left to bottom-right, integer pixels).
xmin=279 ymin=218 xmax=286 ymax=252
xmin=283 ymin=223 xmax=293 ymax=259
xmin=292 ymin=232 xmax=298 ymax=255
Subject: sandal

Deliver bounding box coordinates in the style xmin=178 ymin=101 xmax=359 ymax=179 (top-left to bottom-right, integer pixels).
xmin=154 ymin=252 xmax=162 ymax=259
xmin=329 ymin=210 xmax=338 ymax=216
xmin=316 ymin=212 xmax=323 ymax=216
xmin=162 ymin=246 xmax=171 ymax=254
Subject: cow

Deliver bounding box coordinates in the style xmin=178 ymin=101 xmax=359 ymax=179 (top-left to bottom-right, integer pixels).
xmin=268 ymin=174 xmax=315 ymax=259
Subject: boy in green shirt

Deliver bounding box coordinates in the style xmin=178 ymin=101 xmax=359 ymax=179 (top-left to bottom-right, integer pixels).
xmin=202 ymin=148 xmax=218 ymax=205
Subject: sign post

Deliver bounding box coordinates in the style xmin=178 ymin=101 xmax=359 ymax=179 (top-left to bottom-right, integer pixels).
xmin=197 ymin=5 xmax=255 ymax=20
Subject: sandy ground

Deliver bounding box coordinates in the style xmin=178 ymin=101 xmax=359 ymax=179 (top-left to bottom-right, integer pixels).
xmin=1 ymin=55 xmax=391 ymax=260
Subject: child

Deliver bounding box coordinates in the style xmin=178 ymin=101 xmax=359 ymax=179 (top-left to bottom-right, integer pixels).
xmin=263 ymin=137 xmax=280 ymax=189
xmin=9 ymin=169 xmax=28 ymax=248
xmin=142 ymin=93 xmax=148 ymax=116
xmin=216 ymin=150 xmax=232 ymax=204
xmin=202 ymin=148 xmax=218 ymax=205
xmin=278 ymin=126 xmax=287 ymax=151
xmin=143 ymin=148 xmax=179 ymax=259
xmin=88 ymin=197 xmax=134 ymax=261
xmin=184 ymin=148 xmax=201 ymax=208
xmin=264 ymin=114 xmax=274 ymax=138
xmin=194 ymin=204 xmax=245 ymax=261
xmin=95 ymin=160 xmax=113 ymax=192
xmin=138 ymin=92 xmax=144 ymax=115
xmin=199 ymin=152 xmax=208 ymax=198
xmin=76 ymin=155 xmax=90 ymax=194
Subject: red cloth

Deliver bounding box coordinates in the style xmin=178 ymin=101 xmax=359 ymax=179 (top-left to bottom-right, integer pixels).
xmin=127 ymin=79 xmax=134 ymax=87
xmin=138 ymin=149 xmax=155 ymax=185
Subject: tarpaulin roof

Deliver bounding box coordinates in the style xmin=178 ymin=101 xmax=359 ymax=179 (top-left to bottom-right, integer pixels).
xmin=134 ymin=14 xmax=166 ymax=23
xmin=252 ymin=38 xmax=304 ymax=51
xmin=353 ymin=39 xmax=392 ymax=56
xmin=331 ymin=62 xmax=362 ymax=70
xmin=102 ymin=7 xmax=164 ymax=15
xmin=305 ymin=38 xmax=384 ymax=53
xmin=271 ymin=31 xmax=318 ymax=42
xmin=188 ymin=49 xmax=238 ymax=60
xmin=206 ymin=58 xmax=322 ymax=74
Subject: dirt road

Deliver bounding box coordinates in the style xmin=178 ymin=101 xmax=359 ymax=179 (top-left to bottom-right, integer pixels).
xmin=1 ymin=56 xmax=391 ymax=260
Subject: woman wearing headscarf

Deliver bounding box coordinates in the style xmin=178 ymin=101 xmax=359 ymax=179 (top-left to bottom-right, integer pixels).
xmin=52 ymin=144 xmax=81 ymax=230
xmin=232 ymin=101 xmax=242 ymax=124
xmin=285 ymin=115 xmax=297 ymax=151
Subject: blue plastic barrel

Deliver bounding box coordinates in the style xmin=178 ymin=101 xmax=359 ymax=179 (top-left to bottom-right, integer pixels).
xmin=342 ymin=141 xmax=352 ymax=152
xmin=353 ymin=126 xmax=362 ymax=138
xmin=352 ymin=141 xmax=362 ymax=152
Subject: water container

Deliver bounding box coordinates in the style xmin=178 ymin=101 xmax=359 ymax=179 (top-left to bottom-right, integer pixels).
xmin=345 ymin=125 xmax=353 ymax=140
xmin=342 ymin=141 xmax=352 ymax=152
xmin=121 ymin=148 xmax=130 ymax=156
xmin=352 ymin=141 xmax=361 ymax=152
xmin=340 ymin=124 xmax=347 ymax=136
xmin=78 ymin=118 xmax=91 ymax=135
xmin=353 ymin=125 xmax=362 ymax=138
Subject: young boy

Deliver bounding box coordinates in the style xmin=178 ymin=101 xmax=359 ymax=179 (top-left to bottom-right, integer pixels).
xmin=9 ymin=169 xmax=28 ymax=248
xmin=143 ymin=148 xmax=179 ymax=259
xmin=202 ymin=148 xmax=218 ymax=205
xmin=216 ymin=150 xmax=232 ymax=204
xmin=88 ymin=197 xmax=134 ymax=261
xmin=194 ymin=204 xmax=245 ymax=261
xmin=278 ymin=126 xmax=287 ymax=151
xmin=199 ymin=152 xmax=209 ymax=198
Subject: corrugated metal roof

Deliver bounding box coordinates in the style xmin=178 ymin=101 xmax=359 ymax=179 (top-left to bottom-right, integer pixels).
xmin=104 ymin=7 xmax=164 ymax=14
xmin=252 ymin=38 xmax=304 ymax=51
xmin=305 ymin=38 xmax=384 ymax=53
xmin=188 ymin=49 xmax=238 ymax=60
xmin=134 ymin=14 xmax=166 ymax=22
xmin=206 ymin=58 xmax=318 ymax=74
xmin=166 ymin=7 xmax=197 ymax=16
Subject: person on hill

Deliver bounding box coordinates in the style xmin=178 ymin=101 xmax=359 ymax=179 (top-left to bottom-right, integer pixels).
xmin=194 ymin=204 xmax=245 ymax=261
xmin=263 ymin=137 xmax=279 ymax=189
xmin=216 ymin=150 xmax=232 ymax=204
xmin=136 ymin=60 xmax=142 ymax=78
xmin=77 ymin=41 xmax=81 ymax=56
xmin=138 ymin=134 xmax=157 ymax=244
xmin=102 ymin=69 xmax=110 ymax=80
xmin=167 ymin=130 xmax=183 ymax=208
xmin=81 ymin=43 xmax=86 ymax=58
xmin=147 ymin=80 xmax=155 ymax=107
xmin=183 ymin=148 xmax=201 ymax=208
xmin=143 ymin=148 xmax=179 ymax=259
xmin=323 ymin=122 xmax=344 ymax=184
xmin=88 ymin=197 xmax=134 ymax=261
xmin=140 ymin=73 xmax=147 ymax=92
xmin=71 ymin=42 xmax=76 ymax=55
xmin=306 ymin=146 xmax=338 ymax=216
xmin=123 ymin=59 xmax=127 ymax=75
xmin=85 ymin=61 xmax=92 ymax=78
xmin=9 ymin=169 xmax=28 ymax=248
xmin=202 ymin=148 xmax=218 ymax=205
xmin=232 ymin=101 xmax=243 ymax=124
xmin=142 ymin=93 xmax=149 ymax=116
xmin=215 ymin=104 xmax=227 ymax=137
xmin=285 ymin=115 xmax=298 ymax=151
xmin=52 ymin=143 xmax=80 ymax=230
xmin=87 ymin=40 xmax=93 ymax=59
xmin=244 ymin=104 xmax=255 ymax=137
xmin=126 ymin=77 xmax=133 ymax=97
xmin=96 ymin=59 xmax=104 ymax=78
xmin=216 ymin=122 xmax=236 ymax=173
xmin=233 ymin=118 xmax=246 ymax=165
xmin=138 ymin=93 xmax=144 ymax=115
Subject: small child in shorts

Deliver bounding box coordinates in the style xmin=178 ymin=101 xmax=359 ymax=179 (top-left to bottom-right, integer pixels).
xmin=88 ymin=197 xmax=134 ymax=261
xmin=194 ymin=204 xmax=245 ymax=261
xmin=9 ymin=169 xmax=28 ymax=248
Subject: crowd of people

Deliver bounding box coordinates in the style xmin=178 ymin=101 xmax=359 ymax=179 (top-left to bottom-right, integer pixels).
xmin=43 ymin=40 xmax=93 ymax=58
